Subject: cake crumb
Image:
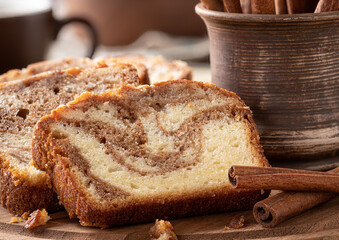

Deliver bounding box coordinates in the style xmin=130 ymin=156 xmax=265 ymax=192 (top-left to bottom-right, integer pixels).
xmin=149 ymin=219 xmax=178 ymax=240
xmin=224 ymin=216 xmax=245 ymax=230
xmin=10 ymin=217 xmax=19 ymax=223
xmin=25 ymin=209 xmax=50 ymax=230
xmin=10 ymin=215 xmax=27 ymax=223
xmin=21 ymin=212 xmax=30 ymax=219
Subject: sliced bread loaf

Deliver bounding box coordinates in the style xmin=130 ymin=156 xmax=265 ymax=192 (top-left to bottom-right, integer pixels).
xmin=0 ymin=63 xmax=141 ymax=214
xmin=32 ymin=80 xmax=269 ymax=228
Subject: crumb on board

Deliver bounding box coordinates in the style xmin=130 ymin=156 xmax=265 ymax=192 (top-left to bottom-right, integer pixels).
xmin=149 ymin=219 xmax=178 ymax=240
xmin=21 ymin=212 xmax=30 ymax=220
xmin=10 ymin=217 xmax=19 ymax=223
xmin=24 ymin=209 xmax=51 ymax=230
xmin=224 ymin=215 xmax=245 ymax=230
xmin=10 ymin=211 xmax=32 ymax=224
xmin=9 ymin=216 xmax=25 ymax=223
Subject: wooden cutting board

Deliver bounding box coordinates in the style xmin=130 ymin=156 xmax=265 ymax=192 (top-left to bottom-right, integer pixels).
xmin=0 ymin=196 xmax=338 ymax=240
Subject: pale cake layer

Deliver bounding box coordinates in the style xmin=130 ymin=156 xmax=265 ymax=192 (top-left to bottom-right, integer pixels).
xmin=32 ymin=80 xmax=269 ymax=227
xmin=0 ymin=63 xmax=141 ymax=214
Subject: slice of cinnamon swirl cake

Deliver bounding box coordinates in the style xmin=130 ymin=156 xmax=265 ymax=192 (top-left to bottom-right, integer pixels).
xmin=0 ymin=57 xmax=150 ymax=85
xmin=0 ymin=63 xmax=141 ymax=215
xmin=32 ymin=80 xmax=270 ymax=228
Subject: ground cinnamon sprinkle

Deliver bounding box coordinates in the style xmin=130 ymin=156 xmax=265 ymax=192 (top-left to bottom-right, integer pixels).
xmin=24 ymin=209 xmax=51 ymax=230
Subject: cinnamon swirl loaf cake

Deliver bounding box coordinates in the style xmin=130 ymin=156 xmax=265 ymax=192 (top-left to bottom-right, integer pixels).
xmin=0 ymin=54 xmax=192 ymax=85
xmin=0 ymin=63 xmax=141 ymax=215
xmin=110 ymin=54 xmax=192 ymax=84
xmin=0 ymin=57 xmax=149 ymax=85
xmin=32 ymin=80 xmax=270 ymax=228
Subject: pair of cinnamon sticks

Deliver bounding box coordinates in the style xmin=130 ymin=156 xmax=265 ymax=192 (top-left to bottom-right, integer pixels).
xmin=229 ymin=165 xmax=339 ymax=227
xmin=201 ymin=0 xmax=339 ymax=14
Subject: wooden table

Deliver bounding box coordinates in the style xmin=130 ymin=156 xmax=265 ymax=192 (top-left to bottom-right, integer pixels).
xmin=0 ymin=196 xmax=338 ymax=239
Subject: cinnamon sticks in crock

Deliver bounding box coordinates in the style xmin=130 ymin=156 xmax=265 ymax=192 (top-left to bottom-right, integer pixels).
xmin=228 ymin=165 xmax=339 ymax=193
xmin=315 ymin=0 xmax=339 ymax=13
xmin=200 ymin=0 xmax=224 ymax=11
xmin=274 ymin=0 xmax=288 ymax=14
xmin=251 ymin=0 xmax=275 ymax=14
xmin=253 ymin=167 xmax=339 ymax=228
xmin=286 ymin=0 xmax=318 ymax=13
xmin=222 ymin=0 xmax=243 ymax=13
xmin=201 ymin=0 xmax=243 ymax=13
xmin=240 ymin=0 xmax=251 ymax=13
xmin=201 ymin=0 xmax=339 ymax=13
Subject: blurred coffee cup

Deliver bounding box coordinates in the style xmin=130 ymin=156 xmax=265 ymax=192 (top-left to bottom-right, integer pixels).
xmin=0 ymin=0 xmax=97 ymax=74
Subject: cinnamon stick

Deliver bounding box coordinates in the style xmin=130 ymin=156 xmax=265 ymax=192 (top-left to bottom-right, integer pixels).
xmin=240 ymin=0 xmax=251 ymax=13
xmin=315 ymin=0 xmax=339 ymax=13
xmin=200 ymin=0 xmax=224 ymax=11
xmin=222 ymin=0 xmax=243 ymax=13
xmin=274 ymin=0 xmax=288 ymax=14
xmin=228 ymin=166 xmax=339 ymax=193
xmin=250 ymin=0 xmax=275 ymax=14
xmin=253 ymin=167 xmax=339 ymax=228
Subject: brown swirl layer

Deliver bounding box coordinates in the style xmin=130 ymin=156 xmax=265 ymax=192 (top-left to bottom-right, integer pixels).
xmin=0 ymin=64 xmax=139 ymax=165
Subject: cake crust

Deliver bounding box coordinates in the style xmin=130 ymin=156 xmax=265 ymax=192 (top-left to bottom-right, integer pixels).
xmin=32 ymin=80 xmax=270 ymax=227
xmin=0 ymin=160 xmax=61 ymax=215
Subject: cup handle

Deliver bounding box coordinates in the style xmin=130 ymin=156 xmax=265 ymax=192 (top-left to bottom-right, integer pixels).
xmin=54 ymin=17 xmax=97 ymax=58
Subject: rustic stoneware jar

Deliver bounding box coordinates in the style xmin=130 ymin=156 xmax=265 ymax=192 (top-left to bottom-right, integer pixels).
xmin=196 ymin=3 xmax=339 ymax=164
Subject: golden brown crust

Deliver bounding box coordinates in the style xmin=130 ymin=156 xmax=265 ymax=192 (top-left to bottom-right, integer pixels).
xmin=0 ymin=58 xmax=88 ymax=83
xmin=32 ymin=80 xmax=270 ymax=228
xmin=0 ymin=159 xmax=61 ymax=215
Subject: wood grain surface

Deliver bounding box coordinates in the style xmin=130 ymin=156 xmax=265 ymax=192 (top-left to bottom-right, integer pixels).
xmin=0 ymin=196 xmax=338 ymax=239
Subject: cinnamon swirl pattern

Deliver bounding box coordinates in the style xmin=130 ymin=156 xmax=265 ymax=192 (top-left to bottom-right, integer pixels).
xmin=0 ymin=63 xmax=141 ymax=214
xmin=32 ymin=80 xmax=270 ymax=228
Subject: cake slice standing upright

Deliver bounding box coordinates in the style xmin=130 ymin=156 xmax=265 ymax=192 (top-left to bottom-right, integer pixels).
xmin=32 ymin=80 xmax=270 ymax=228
